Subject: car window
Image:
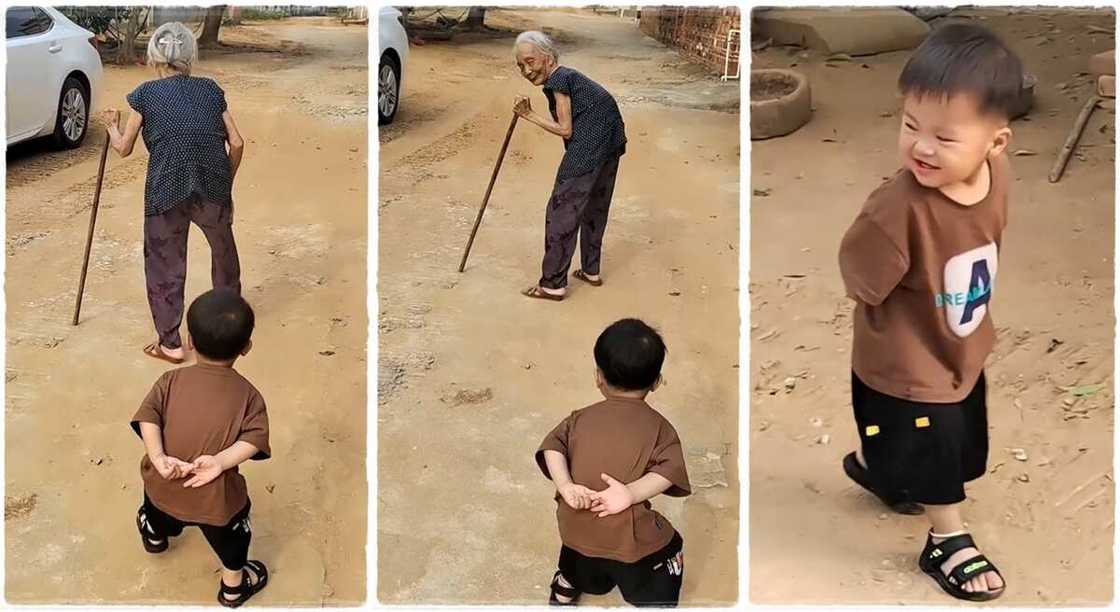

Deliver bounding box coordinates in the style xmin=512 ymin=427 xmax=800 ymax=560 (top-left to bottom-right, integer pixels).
xmin=6 ymin=7 xmax=53 ymax=39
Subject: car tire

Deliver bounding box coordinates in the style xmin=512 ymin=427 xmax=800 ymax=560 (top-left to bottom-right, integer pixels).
xmin=51 ymin=76 xmax=90 ymax=150
xmin=378 ymin=53 xmax=401 ymax=125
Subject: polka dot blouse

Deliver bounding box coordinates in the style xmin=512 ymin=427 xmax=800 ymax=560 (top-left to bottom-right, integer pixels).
xmin=127 ymin=75 xmax=233 ymax=217
xmin=543 ymin=66 xmax=627 ymax=181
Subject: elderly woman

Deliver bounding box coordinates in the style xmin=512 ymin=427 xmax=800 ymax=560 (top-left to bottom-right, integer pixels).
xmin=513 ymin=31 xmax=627 ymax=301
xmin=102 ymin=22 xmax=245 ymax=365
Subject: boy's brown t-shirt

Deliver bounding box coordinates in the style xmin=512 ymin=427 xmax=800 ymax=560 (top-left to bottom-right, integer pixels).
xmin=131 ymin=363 xmax=270 ymax=526
xmin=536 ymin=397 xmax=691 ymax=563
xmin=839 ymin=155 xmax=1010 ymax=403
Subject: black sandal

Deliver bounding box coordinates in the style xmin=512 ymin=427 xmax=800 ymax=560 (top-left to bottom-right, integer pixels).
xmin=918 ymin=531 xmax=1005 ymax=602
xmin=218 ymin=560 xmax=269 ymax=608
xmin=548 ymin=570 xmax=580 ymax=606
xmin=842 ymin=452 xmax=923 ymax=515
xmin=136 ymin=508 xmax=168 ymax=553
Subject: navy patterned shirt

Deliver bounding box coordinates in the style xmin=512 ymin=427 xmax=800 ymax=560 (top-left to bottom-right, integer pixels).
xmin=543 ymin=66 xmax=626 ymax=181
xmin=127 ymin=75 xmax=233 ymax=217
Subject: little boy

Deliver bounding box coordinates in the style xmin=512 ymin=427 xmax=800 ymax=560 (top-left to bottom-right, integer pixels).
xmin=838 ymin=23 xmax=1023 ymax=601
xmin=536 ymin=318 xmax=691 ymax=607
xmin=131 ymin=288 xmax=270 ymax=608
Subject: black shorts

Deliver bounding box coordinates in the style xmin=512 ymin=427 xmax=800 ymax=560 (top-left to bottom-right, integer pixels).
xmin=558 ymin=532 xmax=684 ymax=607
xmin=140 ymin=495 xmax=252 ymax=571
xmin=852 ymin=371 xmax=989 ymax=505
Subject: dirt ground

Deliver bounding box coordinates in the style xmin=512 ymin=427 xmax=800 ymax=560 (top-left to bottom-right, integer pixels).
xmin=751 ymin=8 xmax=1114 ymax=605
xmin=5 ymin=18 xmax=366 ymax=604
xmin=378 ymin=8 xmax=739 ymax=605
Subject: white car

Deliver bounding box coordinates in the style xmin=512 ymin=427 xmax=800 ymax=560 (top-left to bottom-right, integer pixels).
xmin=378 ymin=7 xmax=408 ymax=125
xmin=6 ymin=6 xmax=102 ymax=148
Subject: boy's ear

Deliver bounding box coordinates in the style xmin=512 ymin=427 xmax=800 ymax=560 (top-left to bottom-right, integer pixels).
xmin=988 ymin=125 xmax=1012 ymax=158
xmin=241 ymin=339 xmax=253 ymax=356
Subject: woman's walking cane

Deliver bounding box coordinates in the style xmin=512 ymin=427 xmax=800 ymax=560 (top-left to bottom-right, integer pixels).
xmin=72 ymin=131 xmax=111 ymax=325
xmin=458 ymin=113 xmax=519 ymax=272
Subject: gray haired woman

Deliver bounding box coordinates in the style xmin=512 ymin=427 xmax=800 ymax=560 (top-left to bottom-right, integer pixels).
xmin=102 ymin=22 xmax=247 ymax=368
xmin=513 ymin=31 xmax=627 ymax=301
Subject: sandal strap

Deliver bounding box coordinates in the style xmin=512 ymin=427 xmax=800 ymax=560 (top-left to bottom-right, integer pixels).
xmin=947 ymin=554 xmax=999 ymax=587
xmin=925 ymin=531 xmax=976 ymax=562
xmin=550 ymin=571 xmax=579 ymax=599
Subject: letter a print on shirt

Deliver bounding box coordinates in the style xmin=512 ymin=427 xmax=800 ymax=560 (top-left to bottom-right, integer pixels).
xmin=942 ymin=242 xmax=998 ymax=338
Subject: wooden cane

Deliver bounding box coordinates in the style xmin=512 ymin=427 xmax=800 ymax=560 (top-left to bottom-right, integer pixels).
xmin=72 ymin=130 xmax=111 ymax=325
xmin=458 ymin=113 xmax=519 ymax=272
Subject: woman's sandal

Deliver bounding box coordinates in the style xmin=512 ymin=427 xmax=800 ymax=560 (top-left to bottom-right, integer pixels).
xmin=135 ymin=508 xmax=168 ymax=553
xmin=918 ymin=530 xmax=1006 ymax=602
xmin=842 ymin=452 xmax=923 ymax=515
xmin=572 ymin=270 xmax=603 ymax=287
xmin=218 ymin=560 xmax=269 ymax=608
xmin=548 ymin=570 xmax=580 ymax=606
xmin=142 ymin=342 xmax=185 ymax=365
xmin=523 ymin=286 xmax=565 ymax=302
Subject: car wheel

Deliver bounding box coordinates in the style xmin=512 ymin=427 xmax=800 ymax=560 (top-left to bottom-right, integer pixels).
xmin=51 ymin=76 xmax=90 ymax=149
xmin=378 ymin=53 xmax=401 ymax=125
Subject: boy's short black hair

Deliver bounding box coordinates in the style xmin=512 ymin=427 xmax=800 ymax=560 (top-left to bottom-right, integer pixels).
xmin=898 ymin=22 xmax=1025 ymax=119
xmin=594 ymin=318 xmax=666 ymax=391
xmin=186 ymin=288 xmax=254 ymax=361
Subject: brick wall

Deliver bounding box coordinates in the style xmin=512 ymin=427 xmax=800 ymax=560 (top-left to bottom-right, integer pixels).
xmin=639 ymin=6 xmax=741 ymax=76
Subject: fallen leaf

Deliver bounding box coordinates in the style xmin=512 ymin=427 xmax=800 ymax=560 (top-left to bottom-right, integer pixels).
xmin=1065 ymin=383 xmax=1105 ymax=397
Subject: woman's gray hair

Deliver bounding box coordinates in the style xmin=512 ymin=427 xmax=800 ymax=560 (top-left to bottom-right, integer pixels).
xmin=147 ymin=22 xmax=197 ymax=75
xmin=515 ymin=30 xmax=559 ymax=62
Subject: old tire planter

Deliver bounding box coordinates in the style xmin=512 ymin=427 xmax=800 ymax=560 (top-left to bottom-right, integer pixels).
xmin=750 ymin=69 xmax=811 ymax=140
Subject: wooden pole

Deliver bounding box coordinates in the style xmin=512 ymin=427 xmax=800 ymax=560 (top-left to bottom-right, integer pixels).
xmin=73 ymin=131 xmax=111 ymax=325
xmin=458 ymin=113 xmax=519 ymax=272
xmin=1049 ymin=95 xmax=1100 ymax=183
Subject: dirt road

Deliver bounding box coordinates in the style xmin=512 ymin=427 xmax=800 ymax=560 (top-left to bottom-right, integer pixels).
xmin=378 ymin=9 xmax=739 ymax=605
xmin=5 ymin=18 xmax=367 ymax=604
xmin=750 ymin=8 xmax=1114 ymax=605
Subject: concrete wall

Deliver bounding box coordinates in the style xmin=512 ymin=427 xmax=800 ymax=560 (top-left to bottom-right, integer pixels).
xmin=639 ymin=6 xmax=741 ymax=76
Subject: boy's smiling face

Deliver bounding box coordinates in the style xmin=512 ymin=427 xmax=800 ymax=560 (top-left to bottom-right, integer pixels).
xmin=898 ymin=92 xmax=1011 ymax=191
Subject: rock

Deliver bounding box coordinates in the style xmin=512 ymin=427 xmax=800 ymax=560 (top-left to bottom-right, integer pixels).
xmin=784 ymin=377 xmax=798 ymax=392
xmin=688 ymin=450 xmax=729 ymax=488
xmin=816 ymin=434 xmax=831 ymax=445
xmin=1017 ymin=473 xmax=1031 ymax=483
xmin=1090 ymin=49 xmax=1115 ymax=76
xmin=753 ymin=7 xmax=930 ymax=56
xmin=1010 ymin=448 xmax=1029 ymax=461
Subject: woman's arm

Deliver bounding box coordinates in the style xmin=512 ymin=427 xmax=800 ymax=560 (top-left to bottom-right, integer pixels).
xmin=514 ymin=92 xmax=573 ymax=139
xmin=222 ymin=110 xmax=245 ymax=180
xmin=103 ymin=109 xmax=142 ymax=157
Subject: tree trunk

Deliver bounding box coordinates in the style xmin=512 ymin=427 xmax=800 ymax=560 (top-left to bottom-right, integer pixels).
xmin=116 ymin=9 xmax=141 ymax=65
xmin=198 ymin=5 xmax=226 ymax=48
xmin=464 ymin=7 xmax=486 ymax=30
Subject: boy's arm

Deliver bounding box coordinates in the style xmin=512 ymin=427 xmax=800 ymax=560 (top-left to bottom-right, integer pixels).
xmin=625 ymin=472 xmax=673 ymax=504
xmin=138 ymin=422 xmax=192 ymax=480
xmin=543 ymin=449 xmax=594 ymax=510
xmin=838 ymin=212 xmax=909 ymax=306
xmin=542 ymin=449 xmax=574 ymax=487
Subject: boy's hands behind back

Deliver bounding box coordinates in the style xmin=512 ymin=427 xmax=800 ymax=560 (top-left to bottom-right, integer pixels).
xmin=183 ymin=455 xmax=223 ymax=488
xmin=589 ymin=473 xmax=635 ymax=517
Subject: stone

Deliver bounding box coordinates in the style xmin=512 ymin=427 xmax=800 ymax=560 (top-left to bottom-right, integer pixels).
xmin=753 ymin=8 xmax=930 ymax=56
